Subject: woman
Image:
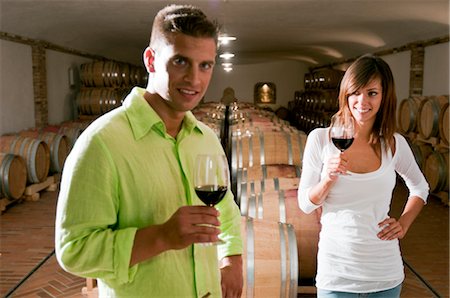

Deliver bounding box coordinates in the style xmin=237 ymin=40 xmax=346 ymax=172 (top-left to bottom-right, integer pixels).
xmin=298 ymin=54 xmax=429 ymax=297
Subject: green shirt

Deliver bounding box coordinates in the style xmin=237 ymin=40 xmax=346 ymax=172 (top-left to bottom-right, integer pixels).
xmin=55 ymin=87 xmax=242 ymax=297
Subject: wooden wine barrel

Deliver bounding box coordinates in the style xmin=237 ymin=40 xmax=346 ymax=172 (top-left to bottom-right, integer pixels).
xmin=19 ymin=131 xmax=70 ymax=173
xmin=439 ymin=103 xmax=449 ymax=146
xmin=77 ymin=88 xmax=122 ymax=116
xmin=0 ymin=136 xmax=50 ymax=184
xmin=54 ymin=123 xmax=87 ymax=148
xmin=408 ymin=141 xmax=433 ymax=170
xmin=118 ymin=62 xmax=131 ymax=87
xmin=38 ymin=132 xmax=70 ymax=173
xmin=79 ymin=63 xmax=95 ymax=87
xmin=417 ymin=95 xmax=449 ymax=139
xmin=424 ymin=150 xmax=449 ymax=193
xmin=397 ymin=97 xmax=423 ymax=134
xmin=91 ymin=61 xmax=120 ymax=87
xmin=0 ymin=153 xmax=27 ymax=199
xmin=241 ymin=216 xmax=298 ymax=298
xmin=314 ymin=69 xmax=345 ymax=89
xmin=240 ymin=176 xmax=299 ymax=205
xmin=231 ymin=130 xmax=306 ymax=170
xmin=240 ymin=190 xmax=320 ymax=283
xmin=235 ymin=164 xmax=301 ymax=202
xmin=304 ymin=73 xmax=312 ymax=90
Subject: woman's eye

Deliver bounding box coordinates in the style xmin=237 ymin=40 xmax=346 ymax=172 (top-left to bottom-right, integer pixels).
xmin=369 ymin=91 xmax=378 ymax=96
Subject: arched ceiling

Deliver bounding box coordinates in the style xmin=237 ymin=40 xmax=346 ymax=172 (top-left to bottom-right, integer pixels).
xmin=1 ymin=0 xmax=449 ymax=67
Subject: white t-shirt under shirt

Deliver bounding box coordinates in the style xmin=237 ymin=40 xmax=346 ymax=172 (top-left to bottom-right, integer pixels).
xmin=298 ymin=128 xmax=429 ymax=293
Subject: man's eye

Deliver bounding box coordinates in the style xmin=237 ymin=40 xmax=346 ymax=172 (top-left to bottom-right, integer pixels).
xmin=173 ymin=58 xmax=186 ymax=65
xmin=200 ymin=63 xmax=213 ymax=70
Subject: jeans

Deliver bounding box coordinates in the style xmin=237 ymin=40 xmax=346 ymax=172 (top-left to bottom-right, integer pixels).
xmin=317 ymin=284 xmax=402 ymax=298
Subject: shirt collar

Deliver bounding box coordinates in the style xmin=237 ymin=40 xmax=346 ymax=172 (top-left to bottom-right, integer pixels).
xmin=123 ymin=87 xmax=204 ymax=140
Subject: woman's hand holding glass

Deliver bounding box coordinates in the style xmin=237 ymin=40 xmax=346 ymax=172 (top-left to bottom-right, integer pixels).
xmin=329 ymin=115 xmax=354 ymax=177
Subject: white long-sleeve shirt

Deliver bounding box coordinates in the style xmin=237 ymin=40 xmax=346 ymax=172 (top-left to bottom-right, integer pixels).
xmin=298 ymin=128 xmax=429 ymax=293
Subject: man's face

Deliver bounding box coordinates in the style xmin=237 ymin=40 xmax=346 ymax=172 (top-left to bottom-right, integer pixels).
xmin=151 ymin=33 xmax=217 ymax=112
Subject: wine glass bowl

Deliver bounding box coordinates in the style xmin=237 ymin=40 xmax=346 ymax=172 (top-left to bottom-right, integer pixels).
xmin=194 ymin=154 xmax=229 ymax=245
xmin=330 ymin=115 xmax=354 ymax=152
xmin=194 ymin=154 xmax=229 ymax=206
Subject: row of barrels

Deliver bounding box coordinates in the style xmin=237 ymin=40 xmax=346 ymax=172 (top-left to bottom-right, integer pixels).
xmin=304 ymin=68 xmax=344 ymax=90
xmin=397 ymin=95 xmax=449 ymax=146
xmin=195 ymin=102 xmax=314 ymax=296
xmin=293 ymin=90 xmax=339 ymax=112
xmin=0 ymin=121 xmax=89 ymax=200
xmin=227 ymin=104 xmax=319 ymax=296
xmin=76 ymin=88 xmax=128 ymax=116
xmin=80 ymin=61 xmax=147 ymax=89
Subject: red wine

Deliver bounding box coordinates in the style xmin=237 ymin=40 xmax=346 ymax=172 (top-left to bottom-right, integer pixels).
xmin=195 ymin=185 xmax=227 ymax=206
xmin=332 ymin=137 xmax=354 ymax=151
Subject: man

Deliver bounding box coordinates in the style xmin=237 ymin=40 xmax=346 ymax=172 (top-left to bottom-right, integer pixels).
xmin=55 ymin=4 xmax=243 ymax=297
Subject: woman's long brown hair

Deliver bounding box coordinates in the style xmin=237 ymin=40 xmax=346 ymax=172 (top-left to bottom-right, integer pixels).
xmin=335 ymin=54 xmax=397 ymax=151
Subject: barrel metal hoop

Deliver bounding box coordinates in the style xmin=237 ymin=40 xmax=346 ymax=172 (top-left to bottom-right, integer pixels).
xmin=240 ymin=181 xmax=248 ymax=213
xmin=285 ymin=132 xmax=293 ymax=165
xmin=279 ymin=223 xmax=287 ymax=297
xmin=259 ymin=131 xmax=265 ymax=165
xmin=231 ymin=136 xmax=237 ymax=173
xmin=274 ymin=177 xmax=280 ymax=191
xmin=287 ymin=224 xmax=299 ymax=297
xmin=279 ymin=190 xmax=286 ymax=223
xmin=0 ymin=154 xmax=14 ymax=197
xmin=295 ymin=165 xmax=301 ymax=177
xmin=297 ymin=132 xmax=304 ymax=163
xmin=246 ymin=218 xmax=255 ymax=298
xmin=257 ymin=193 xmax=263 ymax=219
xmin=262 ymin=165 xmax=267 ymax=179
xmin=249 ymin=134 xmax=254 ymax=167
xmin=238 ymin=137 xmax=244 ymax=169
xmin=29 ymin=138 xmax=41 ymax=183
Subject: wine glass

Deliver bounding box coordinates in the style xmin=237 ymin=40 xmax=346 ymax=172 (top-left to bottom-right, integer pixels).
xmin=194 ymin=154 xmax=229 ymax=244
xmin=330 ymin=115 xmax=354 ymax=175
xmin=330 ymin=114 xmax=354 ymax=152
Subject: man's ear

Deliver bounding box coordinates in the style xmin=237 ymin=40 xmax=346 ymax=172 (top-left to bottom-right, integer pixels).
xmin=143 ymin=47 xmax=155 ymax=73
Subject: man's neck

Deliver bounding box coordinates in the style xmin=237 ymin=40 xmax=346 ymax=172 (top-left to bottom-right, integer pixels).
xmin=144 ymin=91 xmax=185 ymax=138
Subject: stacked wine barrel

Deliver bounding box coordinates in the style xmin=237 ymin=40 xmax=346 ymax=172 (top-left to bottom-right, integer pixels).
xmin=290 ymin=69 xmax=343 ymax=133
xmin=77 ymin=60 xmax=147 ymax=118
xmin=397 ymin=95 xmax=449 ymax=206
xmin=0 ymin=121 xmax=90 ymax=204
xmin=192 ymin=102 xmax=227 ymax=139
xmin=227 ymin=102 xmax=320 ymax=297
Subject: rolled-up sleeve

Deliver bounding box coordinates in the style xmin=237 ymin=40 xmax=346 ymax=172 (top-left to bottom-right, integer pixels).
xmin=55 ymin=133 xmax=138 ymax=284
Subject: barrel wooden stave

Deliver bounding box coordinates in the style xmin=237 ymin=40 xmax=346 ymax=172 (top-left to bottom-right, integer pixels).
xmin=0 ymin=153 xmax=27 ymax=199
xmin=232 ymin=130 xmax=306 ymax=170
xmin=241 ymin=216 xmax=298 ymax=298
xmin=241 ymin=190 xmax=320 ymax=282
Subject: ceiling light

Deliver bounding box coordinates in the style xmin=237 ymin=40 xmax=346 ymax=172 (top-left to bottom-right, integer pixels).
xmin=220 ymin=53 xmax=235 ymax=59
xmin=223 ymin=67 xmax=233 ymax=72
xmin=219 ymin=35 xmax=237 ymax=45
xmin=222 ymin=62 xmax=233 ymax=67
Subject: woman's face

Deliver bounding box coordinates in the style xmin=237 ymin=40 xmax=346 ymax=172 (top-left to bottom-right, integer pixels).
xmin=347 ymin=77 xmax=383 ymax=127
